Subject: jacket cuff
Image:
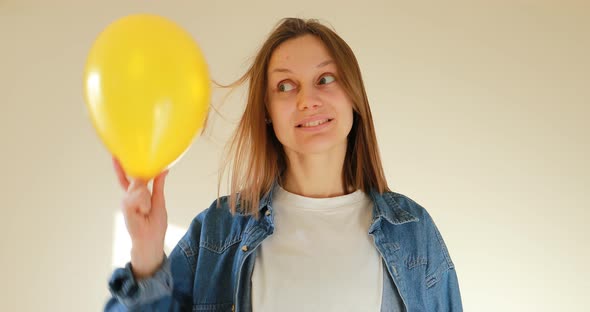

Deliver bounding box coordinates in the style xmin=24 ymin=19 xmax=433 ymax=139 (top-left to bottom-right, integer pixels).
xmin=108 ymin=255 xmax=172 ymax=307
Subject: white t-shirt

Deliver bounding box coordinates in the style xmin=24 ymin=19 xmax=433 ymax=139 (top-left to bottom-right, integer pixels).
xmin=251 ymin=184 xmax=383 ymax=312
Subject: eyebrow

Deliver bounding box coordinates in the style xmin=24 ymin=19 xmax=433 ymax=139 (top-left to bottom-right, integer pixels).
xmin=270 ymin=59 xmax=334 ymax=74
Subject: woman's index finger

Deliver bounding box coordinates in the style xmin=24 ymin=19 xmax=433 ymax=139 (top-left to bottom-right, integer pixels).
xmin=112 ymin=156 xmax=130 ymax=190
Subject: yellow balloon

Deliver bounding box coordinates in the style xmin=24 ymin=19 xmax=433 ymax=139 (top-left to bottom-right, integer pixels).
xmin=83 ymin=14 xmax=210 ymax=180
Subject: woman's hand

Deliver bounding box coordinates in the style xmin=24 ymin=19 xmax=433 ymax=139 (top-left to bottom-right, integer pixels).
xmin=113 ymin=156 xmax=169 ymax=279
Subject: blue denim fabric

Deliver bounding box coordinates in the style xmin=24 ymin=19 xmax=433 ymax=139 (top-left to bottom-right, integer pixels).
xmin=105 ymin=182 xmax=463 ymax=311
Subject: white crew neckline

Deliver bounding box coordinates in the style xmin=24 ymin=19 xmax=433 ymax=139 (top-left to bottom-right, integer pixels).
xmin=273 ymin=183 xmax=367 ymax=211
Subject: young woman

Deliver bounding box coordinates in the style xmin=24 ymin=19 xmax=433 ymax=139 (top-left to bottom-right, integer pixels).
xmin=105 ymin=18 xmax=463 ymax=312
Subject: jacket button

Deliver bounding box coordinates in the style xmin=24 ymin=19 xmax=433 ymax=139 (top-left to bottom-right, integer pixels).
xmin=241 ymin=245 xmax=249 ymax=252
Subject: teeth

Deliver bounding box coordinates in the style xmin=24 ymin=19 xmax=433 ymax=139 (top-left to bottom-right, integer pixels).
xmin=302 ymin=119 xmax=330 ymax=128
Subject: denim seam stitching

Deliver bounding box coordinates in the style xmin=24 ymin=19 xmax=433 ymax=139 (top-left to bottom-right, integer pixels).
xmin=406 ymin=256 xmax=428 ymax=269
xmin=192 ymin=302 xmax=234 ymax=311
xmin=178 ymin=239 xmax=197 ymax=274
xmin=425 ymin=260 xmax=448 ymax=289
xmin=433 ymin=221 xmax=454 ymax=269
xmin=201 ymin=236 xmax=242 ymax=254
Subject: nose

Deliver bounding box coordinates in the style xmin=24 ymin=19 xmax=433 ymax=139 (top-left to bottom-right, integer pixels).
xmin=296 ymin=86 xmax=322 ymax=111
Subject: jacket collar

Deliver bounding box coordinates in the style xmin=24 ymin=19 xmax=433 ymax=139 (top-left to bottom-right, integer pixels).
xmin=257 ymin=180 xmax=418 ymax=225
xmin=368 ymin=189 xmax=419 ymax=225
xmin=258 ymin=179 xmax=278 ymax=213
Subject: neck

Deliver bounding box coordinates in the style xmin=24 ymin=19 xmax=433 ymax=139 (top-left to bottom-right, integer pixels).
xmin=281 ymin=144 xmax=350 ymax=198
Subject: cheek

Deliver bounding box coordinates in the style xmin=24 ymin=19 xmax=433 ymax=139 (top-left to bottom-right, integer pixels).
xmin=269 ymin=99 xmax=295 ymax=123
xmin=273 ymin=115 xmax=292 ymax=134
xmin=336 ymin=98 xmax=355 ymax=133
xmin=268 ymin=104 xmax=293 ymax=141
xmin=333 ymin=94 xmax=354 ymax=118
xmin=270 ymin=124 xmax=294 ymax=150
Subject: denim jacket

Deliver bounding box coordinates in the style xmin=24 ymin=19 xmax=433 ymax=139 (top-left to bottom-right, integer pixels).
xmin=105 ymin=182 xmax=463 ymax=311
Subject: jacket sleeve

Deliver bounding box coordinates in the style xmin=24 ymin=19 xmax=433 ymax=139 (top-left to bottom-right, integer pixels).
xmin=104 ymin=216 xmax=203 ymax=312
xmin=425 ymin=260 xmax=463 ymax=311
xmin=424 ymin=211 xmax=463 ymax=312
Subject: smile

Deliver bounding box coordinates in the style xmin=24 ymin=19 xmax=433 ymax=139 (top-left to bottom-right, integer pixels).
xmin=297 ymin=119 xmax=333 ymax=128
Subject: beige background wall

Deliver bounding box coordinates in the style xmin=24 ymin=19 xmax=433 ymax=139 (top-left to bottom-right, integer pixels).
xmin=1 ymin=0 xmax=588 ymax=311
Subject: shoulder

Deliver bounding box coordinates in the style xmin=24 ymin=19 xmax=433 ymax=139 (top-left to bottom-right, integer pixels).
xmin=386 ymin=191 xmax=430 ymax=217
xmin=381 ymin=193 xmax=462 ymax=302
xmin=177 ymin=195 xmax=255 ymax=254
xmin=378 ymin=190 xmax=455 ymax=269
xmin=372 ymin=189 xmax=433 ymax=225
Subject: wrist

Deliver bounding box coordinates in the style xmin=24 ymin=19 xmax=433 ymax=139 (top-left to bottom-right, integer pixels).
xmin=130 ymin=245 xmax=165 ymax=279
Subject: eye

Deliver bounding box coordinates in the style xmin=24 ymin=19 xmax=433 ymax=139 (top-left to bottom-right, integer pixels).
xmin=318 ymin=74 xmax=336 ymax=85
xmin=278 ymin=81 xmax=296 ymax=92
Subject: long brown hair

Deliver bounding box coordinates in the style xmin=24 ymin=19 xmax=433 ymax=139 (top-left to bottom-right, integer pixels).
xmin=217 ymin=17 xmax=390 ymax=218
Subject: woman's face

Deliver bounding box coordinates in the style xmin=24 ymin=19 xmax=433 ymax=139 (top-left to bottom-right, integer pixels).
xmin=266 ymin=34 xmax=354 ymax=157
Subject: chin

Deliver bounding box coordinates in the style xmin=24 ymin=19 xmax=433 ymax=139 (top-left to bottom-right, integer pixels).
xmin=291 ymin=136 xmax=348 ymax=156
